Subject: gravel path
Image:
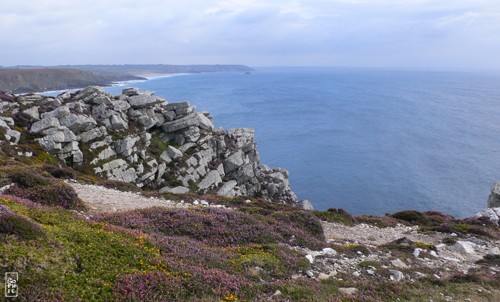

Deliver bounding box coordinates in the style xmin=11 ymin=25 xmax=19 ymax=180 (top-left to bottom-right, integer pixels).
xmin=69 ymin=182 xmax=189 ymax=213
xmin=322 ymin=221 xmax=446 ymax=246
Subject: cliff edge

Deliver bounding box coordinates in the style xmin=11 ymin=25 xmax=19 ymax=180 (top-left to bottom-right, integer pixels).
xmin=0 ymin=87 xmax=300 ymax=206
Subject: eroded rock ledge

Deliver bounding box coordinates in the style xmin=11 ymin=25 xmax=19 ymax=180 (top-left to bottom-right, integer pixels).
xmin=0 ymin=87 xmax=300 ymax=205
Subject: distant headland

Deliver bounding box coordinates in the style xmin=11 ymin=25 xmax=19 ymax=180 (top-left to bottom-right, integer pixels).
xmin=0 ymin=64 xmax=254 ymax=93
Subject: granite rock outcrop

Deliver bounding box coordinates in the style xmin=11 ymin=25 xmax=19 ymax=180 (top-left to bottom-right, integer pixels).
xmin=0 ymin=87 xmax=300 ymax=205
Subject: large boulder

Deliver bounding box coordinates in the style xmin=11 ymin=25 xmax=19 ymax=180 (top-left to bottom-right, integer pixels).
xmin=197 ymin=170 xmax=222 ymax=190
xmin=223 ymin=150 xmax=245 ymax=173
xmin=161 ymin=113 xmax=214 ymax=133
xmin=30 ymin=117 xmax=60 ymax=133
xmin=59 ymin=114 xmax=97 ymax=133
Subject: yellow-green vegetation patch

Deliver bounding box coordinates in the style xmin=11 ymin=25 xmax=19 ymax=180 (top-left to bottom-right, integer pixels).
xmin=313 ymin=208 xmax=356 ymax=226
xmin=0 ymin=197 xmax=167 ymax=301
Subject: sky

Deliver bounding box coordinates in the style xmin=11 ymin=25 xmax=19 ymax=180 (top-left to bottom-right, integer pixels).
xmin=1 ymin=0 xmax=500 ymax=70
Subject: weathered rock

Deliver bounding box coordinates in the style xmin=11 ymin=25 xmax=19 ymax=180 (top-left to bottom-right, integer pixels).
xmin=453 ymin=241 xmax=478 ymax=254
xmin=165 ymin=101 xmax=190 ymax=111
xmin=138 ymin=116 xmax=156 ymax=130
xmin=217 ymin=180 xmax=238 ymax=197
xmin=475 ymin=207 xmax=500 ymax=225
xmin=389 ymin=270 xmax=404 ymax=281
xmin=78 ymin=126 xmax=106 ymax=143
xmin=1 ymin=86 xmax=300 ymax=206
xmin=197 ymin=113 xmax=214 ymax=130
xmin=391 ymin=258 xmax=409 ymax=269
xmin=175 ymin=106 xmax=195 ymax=116
xmin=59 ymin=114 xmax=97 ymax=133
xmin=108 ymin=114 xmax=128 ymax=130
xmin=160 ymin=150 xmax=172 ymax=163
xmin=197 ymin=170 xmax=222 ymax=190
xmin=163 ymin=111 xmax=176 ymax=122
xmin=298 ymin=200 xmax=314 ymax=210
xmin=223 ymin=150 xmax=245 ymax=173
xmin=159 ymin=186 xmax=190 ymax=194
xmin=488 ymin=182 xmax=500 ymax=208
xmin=17 ymin=94 xmax=43 ymax=103
xmin=74 ymin=86 xmax=109 ymax=104
xmin=114 ymin=136 xmax=139 ymax=156
xmin=23 ymin=106 xmax=40 ymax=120
xmin=339 ymin=288 xmax=358 ymax=296
xmin=5 ymin=129 xmax=21 ymax=144
xmin=30 ymin=117 xmax=60 ymax=133
xmin=127 ymin=94 xmax=165 ymax=109
xmin=41 ymin=106 xmax=70 ymax=119
xmin=122 ymin=87 xmax=140 ymax=96
xmin=167 ymin=146 xmax=183 ymax=160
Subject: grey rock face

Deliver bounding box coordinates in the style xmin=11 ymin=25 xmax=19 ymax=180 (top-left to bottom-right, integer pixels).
xmin=197 ymin=170 xmax=222 ymax=190
xmin=59 ymin=114 xmax=97 ymax=133
xmin=217 ymin=180 xmax=238 ymax=197
xmin=127 ymin=95 xmax=165 ymax=109
xmin=30 ymin=117 xmax=60 ymax=133
xmin=5 ymin=86 xmax=302 ymax=207
xmin=389 ymin=270 xmax=405 ymax=281
xmin=23 ymin=106 xmax=40 ymax=120
xmin=108 ymin=114 xmax=128 ymax=130
xmin=78 ymin=127 xmax=106 ymax=143
xmin=224 ymin=150 xmax=245 ymax=173
xmin=122 ymin=87 xmax=140 ymax=96
xmin=165 ymin=102 xmax=190 ymax=111
xmin=5 ymin=129 xmax=21 ymax=144
xmin=488 ymin=182 xmax=500 ymax=208
xmin=41 ymin=106 xmax=70 ymax=119
xmin=298 ymin=200 xmax=314 ymax=211
xmin=475 ymin=207 xmax=500 ymax=225
xmin=167 ymin=146 xmax=183 ymax=160
xmin=159 ymin=186 xmax=190 ymax=194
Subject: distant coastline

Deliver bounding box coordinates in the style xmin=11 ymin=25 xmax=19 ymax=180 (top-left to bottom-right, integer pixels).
xmin=0 ymin=64 xmax=253 ymax=94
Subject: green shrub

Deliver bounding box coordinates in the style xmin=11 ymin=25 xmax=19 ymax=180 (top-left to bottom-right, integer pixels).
xmin=42 ymin=165 xmax=76 ymax=179
xmin=6 ymin=180 xmax=83 ymax=210
xmin=313 ymin=208 xmax=356 ymax=225
xmin=149 ymin=133 xmax=170 ymax=156
xmin=390 ymin=210 xmax=423 ymax=223
xmin=8 ymin=169 xmax=51 ymax=188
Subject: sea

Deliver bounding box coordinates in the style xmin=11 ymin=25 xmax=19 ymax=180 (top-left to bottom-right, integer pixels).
xmin=97 ymin=68 xmax=500 ymax=217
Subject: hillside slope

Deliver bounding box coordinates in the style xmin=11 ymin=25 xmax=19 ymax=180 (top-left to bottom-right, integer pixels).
xmin=0 ymin=68 xmax=144 ymax=93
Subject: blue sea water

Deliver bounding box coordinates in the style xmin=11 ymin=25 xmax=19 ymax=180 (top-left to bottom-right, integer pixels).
xmin=104 ymin=68 xmax=500 ymax=217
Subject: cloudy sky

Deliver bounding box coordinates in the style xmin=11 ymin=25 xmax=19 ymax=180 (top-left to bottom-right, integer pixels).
xmin=1 ymin=0 xmax=500 ymax=70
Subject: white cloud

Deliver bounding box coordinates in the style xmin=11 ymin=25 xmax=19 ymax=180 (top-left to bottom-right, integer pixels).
xmin=1 ymin=0 xmax=500 ymax=69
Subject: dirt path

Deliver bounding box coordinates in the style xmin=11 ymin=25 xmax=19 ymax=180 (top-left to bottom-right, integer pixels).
xmin=69 ymin=182 xmax=190 ymax=213
xmin=322 ymin=221 xmax=447 ymax=246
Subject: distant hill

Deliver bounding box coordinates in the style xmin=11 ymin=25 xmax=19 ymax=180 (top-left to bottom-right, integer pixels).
xmin=67 ymin=64 xmax=254 ymax=75
xmin=0 ymin=68 xmax=144 ymax=94
xmin=0 ymin=64 xmax=254 ymax=94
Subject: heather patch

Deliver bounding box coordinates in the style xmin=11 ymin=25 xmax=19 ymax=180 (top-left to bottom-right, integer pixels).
xmin=0 ymin=165 xmax=84 ymax=210
xmin=98 ymin=206 xmax=325 ymax=249
xmin=0 ymin=203 xmax=45 ymax=240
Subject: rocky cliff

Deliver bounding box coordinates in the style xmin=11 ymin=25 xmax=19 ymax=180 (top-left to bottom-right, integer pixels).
xmin=0 ymin=87 xmax=300 ymax=205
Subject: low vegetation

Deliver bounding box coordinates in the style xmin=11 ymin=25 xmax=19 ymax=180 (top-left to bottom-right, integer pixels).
xmin=0 ymin=151 xmax=498 ymax=301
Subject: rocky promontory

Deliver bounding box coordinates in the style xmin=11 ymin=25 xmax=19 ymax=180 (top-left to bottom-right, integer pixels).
xmin=0 ymin=87 xmax=299 ymax=206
